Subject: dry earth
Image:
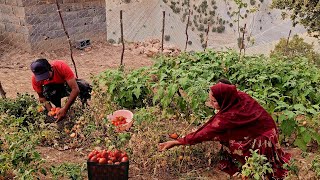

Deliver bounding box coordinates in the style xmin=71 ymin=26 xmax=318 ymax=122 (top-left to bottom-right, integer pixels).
xmin=0 ymin=42 xmax=153 ymax=98
xmin=0 ymin=42 xmax=318 ymax=179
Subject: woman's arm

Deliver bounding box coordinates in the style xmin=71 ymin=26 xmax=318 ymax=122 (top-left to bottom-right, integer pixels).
xmin=177 ymin=118 xmax=224 ymax=145
xmin=158 ymin=118 xmax=225 ymax=151
xmin=158 ymin=140 xmax=183 ymax=151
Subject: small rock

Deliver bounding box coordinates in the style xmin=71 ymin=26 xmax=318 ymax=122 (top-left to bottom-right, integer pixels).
xmin=84 ymin=47 xmax=92 ymax=52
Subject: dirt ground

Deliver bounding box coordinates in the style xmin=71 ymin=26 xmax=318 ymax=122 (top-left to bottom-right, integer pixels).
xmin=1 ymin=42 xmax=318 ymax=179
xmin=0 ymin=42 xmax=154 ymax=98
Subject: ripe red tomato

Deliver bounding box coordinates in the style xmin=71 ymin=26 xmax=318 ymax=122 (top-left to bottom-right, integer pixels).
xmin=88 ymin=152 xmax=95 ymax=160
xmin=101 ymin=150 xmax=107 ymax=158
xmin=169 ymin=133 xmax=179 ymax=139
xmin=107 ymin=160 xmax=113 ymax=164
xmin=112 ymin=116 xmax=127 ymax=126
xmin=99 ymin=158 xmax=107 ymax=164
xmin=92 ymin=150 xmax=99 ymax=155
xmin=109 ymin=156 xmax=116 ymax=162
xmin=90 ymin=155 xmax=98 ymax=162
xmin=114 ymin=161 xmax=120 ymax=165
xmin=120 ymin=152 xmax=128 ymax=158
xmin=113 ymin=149 xmax=121 ymax=158
xmin=121 ymin=156 xmax=129 ymax=162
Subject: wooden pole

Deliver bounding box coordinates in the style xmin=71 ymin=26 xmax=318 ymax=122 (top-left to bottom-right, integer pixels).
xmin=240 ymin=23 xmax=246 ymax=56
xmin=184 ymin=9 xmax=191 ymax=51
xmin=161 ymin=11 xmax=165 ymax=53
xmin=120 ymin=10 xmax=125 ymax=67
xmin=204 ymin=21 xmax=210 ymax=51
xmin=55 ymin=0 xmax=78 ymax=78
xmin=0 ymin=82 xmax=6 ymax=99
xmin=286 ymin=29 xmax=292 ymax=56
xmin=286 ymin=30 xmax=292 ymax=46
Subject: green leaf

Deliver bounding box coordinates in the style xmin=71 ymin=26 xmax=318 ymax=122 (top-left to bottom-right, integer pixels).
xmin=311 ymin=131 xmax=320 ymax=144
xmin=293 ymin=104 xmax=306 ymax=111
xmin=306 ymin=108 xmax=317 ymax=114
xmin=161 ymin=96 xmax=171 ymax=108
xmin=277 ymin=114 xmax=286 ymax=123
xmin=153 ymin=87 xmax=164 ymax=105
xmin=294 ymin=138 xmax=307 ymax=151
xmin=178 ymin=77 xmax=189 ymax=89
xmin=168 ymin=84 xmax=178 ymax=99
xmin=40 ymin=168 xmax=47 ymax=176
xmin=280 ymin=118 xmax=296 ymax=137
xmin=284 ymin=111 xmax=296 ymax=119
xmin=108 ymin=83 xmax=116 ymax=94
xmin=132 ymin=85 xmax=142 ymax=98
xmin=301 ymin=131 xmax=312 ymax=144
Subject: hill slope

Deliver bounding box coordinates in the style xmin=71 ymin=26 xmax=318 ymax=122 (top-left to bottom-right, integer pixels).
xmin=105 ymin=0 xmax=318 ymax=55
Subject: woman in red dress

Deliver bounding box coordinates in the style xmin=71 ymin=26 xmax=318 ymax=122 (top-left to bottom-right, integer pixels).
xmin=159 ymin=82 xmax=291 ymax=179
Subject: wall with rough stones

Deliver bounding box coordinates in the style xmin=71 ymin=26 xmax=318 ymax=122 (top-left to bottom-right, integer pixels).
xmin=0 ymin=0 xmax=106 ymax=52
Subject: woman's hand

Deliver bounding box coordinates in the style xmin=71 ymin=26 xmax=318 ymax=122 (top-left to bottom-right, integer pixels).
xmin=158 ymin=140 xmax=182 ymax=151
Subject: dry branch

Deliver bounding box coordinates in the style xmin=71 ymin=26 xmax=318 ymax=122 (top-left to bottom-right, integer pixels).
xmin=184 ymin=9 xmax=191 ymax=51
xmin=120 ymin=10 xmax=125 ymax=67
xmin=55 ymin=0 xmax=78 ymax=78
xmin=161 ymin=11 xmax=165 ymax=53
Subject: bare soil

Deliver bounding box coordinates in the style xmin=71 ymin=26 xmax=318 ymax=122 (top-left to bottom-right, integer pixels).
xmin=0 ymin=42 xmax=318 ymax=179
xmin=0 ymin=42 xmax=153 ymax=98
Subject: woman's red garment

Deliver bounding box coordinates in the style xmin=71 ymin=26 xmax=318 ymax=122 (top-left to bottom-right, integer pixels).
xmin=177 ymin=83 xmax=291 ymax=179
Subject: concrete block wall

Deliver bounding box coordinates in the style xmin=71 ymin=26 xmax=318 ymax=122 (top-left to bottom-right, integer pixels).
xmin=0 ymin=0 xmax=31 ymax=51
xmin=0 ymin=0 xmax=106 ymax=52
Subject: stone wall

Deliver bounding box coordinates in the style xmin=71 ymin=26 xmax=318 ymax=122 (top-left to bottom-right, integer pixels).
xmin=0 ymin=0 xmax=106 ymax=52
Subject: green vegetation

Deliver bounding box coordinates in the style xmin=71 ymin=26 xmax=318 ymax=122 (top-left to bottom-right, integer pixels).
xmin=241 ymin=149 xmax=273 ymax=179
xmin=270 ymin=35 xmax=320 ymax=66
xmin=271 ymin=0 xmax=320 ymax=38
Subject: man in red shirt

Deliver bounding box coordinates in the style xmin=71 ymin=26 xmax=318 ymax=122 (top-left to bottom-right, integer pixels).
xmin=31 ymin=58 xmax=80 ymax=121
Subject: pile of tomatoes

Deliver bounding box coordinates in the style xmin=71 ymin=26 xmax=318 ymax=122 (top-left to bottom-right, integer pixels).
xmin=48 ymin=107 xmax=60 ymax=118
xmin=111 ymin=116 xmax=127 ymax=126
xmin=88 ymin=149 xmax=129 ymax=165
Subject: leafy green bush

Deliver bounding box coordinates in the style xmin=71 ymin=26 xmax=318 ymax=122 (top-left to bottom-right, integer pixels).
xmin=0 ymin=114 xmax=46 ymax=179
xmin=95 ymin=50 xmax=320 ymax=150
xmin=270 ymin=35 xmax=320 ymax=66
xmin=96 ymin=68 xmax=152 ymax=109
xmin=241 ymin=149 xmax=273 ymax=179
xmin=0 ymin=93 xmax=44 ymax=125
xmin=50 ymin=163 xmax=85 ymax=180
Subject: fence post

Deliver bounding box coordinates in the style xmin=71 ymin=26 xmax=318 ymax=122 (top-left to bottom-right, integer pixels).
xmin=120 ymin=10 xmax=124 ymax=67
xmin=161 ymin=11 xmax=165 ymax=53
xmin=184 ymin=9 xmax=191 ymax=51
xmin=55 ymin=0 xmax=78 ymax=78
xmin=0 ymin=82 xmax=6 ymax=99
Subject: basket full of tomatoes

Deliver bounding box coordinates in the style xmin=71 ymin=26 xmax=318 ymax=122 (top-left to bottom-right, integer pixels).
xmin=87 ymin=149 xmax=129 ymax=180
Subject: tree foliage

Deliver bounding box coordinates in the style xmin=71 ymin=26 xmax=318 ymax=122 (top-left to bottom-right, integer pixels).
xmin=270 ymin=35 xmax=320 ymax=66
xmin=271 ymin=0 xmax=320 ymax=38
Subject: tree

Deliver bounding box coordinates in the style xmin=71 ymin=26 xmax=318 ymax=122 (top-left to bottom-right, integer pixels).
xmin=270 ymin=35 xmax=320 ymax=66
xmin=271 ymin=0 xmax=320 ymax=38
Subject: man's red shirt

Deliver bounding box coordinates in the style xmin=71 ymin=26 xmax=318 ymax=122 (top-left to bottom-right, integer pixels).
xmin=32 ymin=60 xmax=75 ymax=93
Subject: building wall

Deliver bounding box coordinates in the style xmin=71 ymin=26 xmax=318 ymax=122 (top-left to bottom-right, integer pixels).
xmin=0 ymin=0 xmax=31 ymax=51
xmin=0 ymin=0 xmax=106 ymax=52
